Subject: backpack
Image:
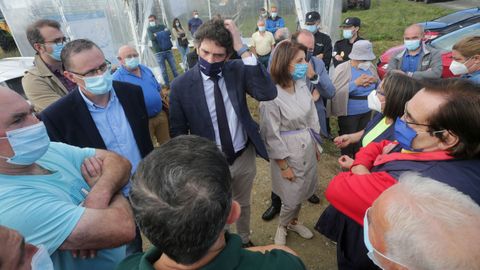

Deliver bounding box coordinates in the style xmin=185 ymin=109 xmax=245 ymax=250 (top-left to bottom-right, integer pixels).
xmin=155 ymin=30 xmax=173 ymax=51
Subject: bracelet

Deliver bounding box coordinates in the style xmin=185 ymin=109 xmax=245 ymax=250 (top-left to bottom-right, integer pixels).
xmin=280 ymin=163 xmax=289 ymax=171
xmin=236 ymin=44 xmax=249 ymax=57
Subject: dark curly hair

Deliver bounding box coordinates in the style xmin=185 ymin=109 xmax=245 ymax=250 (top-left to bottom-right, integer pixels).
xmin=193 ymin=19 xmax=234 ymax=56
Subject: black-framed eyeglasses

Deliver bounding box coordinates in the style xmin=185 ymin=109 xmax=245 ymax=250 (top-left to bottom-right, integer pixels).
xmin=68 ymin=60 xmax=112 ymax=78
xmin=42 ymin=36 xmax=70 ymax=46
xmin=403 ymin=101 xmax=431 ymax=127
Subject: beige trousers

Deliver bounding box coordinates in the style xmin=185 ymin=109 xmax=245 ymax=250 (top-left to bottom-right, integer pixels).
xmin=149 ymin=110 xmax=170 ymax=147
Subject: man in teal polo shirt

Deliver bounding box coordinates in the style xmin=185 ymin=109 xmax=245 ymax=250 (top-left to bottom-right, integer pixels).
xmin=113 ymin=45 xmax=169 ymax=146
xmin=117 ymin=135 xmax=306 ymax=270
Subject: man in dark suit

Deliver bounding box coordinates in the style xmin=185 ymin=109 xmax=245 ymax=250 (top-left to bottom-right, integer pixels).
xmin=169 ymin=19 xmax=277 ymax=247
xmin=40 ymin=39 xmax=153 ymax=254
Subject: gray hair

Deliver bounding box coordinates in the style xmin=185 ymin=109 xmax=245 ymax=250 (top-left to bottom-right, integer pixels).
xmin=61 ymin=39 xmax=101 ymax=71
xmin=129 ymin=135 xmax=232 ymax=265
xmin=274 ymin=27 xmax=290 ymax=43
xmin=384 ymin=173 xmax=480 ymax=270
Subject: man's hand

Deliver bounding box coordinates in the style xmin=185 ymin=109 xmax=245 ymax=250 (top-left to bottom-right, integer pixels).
xmin=307 ymin=62 xmax=316 ymax=79
xmin=338 ymin=155 xmax=354 ymax=170
xmin=316 ymin=53 xmax=324 ymax=59
xmin=281 ymin=167 xmax=296 ymax=181
xmin=81 ymin=156 xmax=103 ymax=187
xmin=71 ymin=249 xmax=97 ymax=260
xmin=224 ymin=19 xmax=243 ymax=52
xmin=351 ymin=164 xmax=370 ymax=175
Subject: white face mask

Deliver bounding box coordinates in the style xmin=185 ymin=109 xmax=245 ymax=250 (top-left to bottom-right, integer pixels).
xmin=31 ymin=245 xmax=54 ymax=270
xmin=367 ymin=90 xmax=383 ymax=113
xmin=358 ymin=61 xmax=371 ymax=71
xmin=149 ymin=21 xmax=156 ymax=27
xmin=449 ymin=59 xmax=470 ymax=75
xmin=194 ymin=14 xmax=199 ymax=19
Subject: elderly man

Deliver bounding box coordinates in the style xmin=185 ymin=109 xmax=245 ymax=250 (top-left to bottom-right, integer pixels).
xmin=251 ymin=20 xmax=275 ymax=68
xmin=0 ymin=225 xmax=53 ymax=270
xmin=0 ymin=86 xmax=135 ymax=270
xmin=266 ymin=5 xmax=285 ymax=35
xmin=316 ymin=78 xmax=480 ymax=270
xmin=387 ymin=24 xmax=442 ymax=79
xmin=113 ymin=45 xmax=169 ymax=146
xmin=22 ymin=19 xmax=76 ymax=111
xmin=116 ymin=135 xmax=307 ymax=270
xmin=169 ymin=19 xmax=277 ymax=247
xmin=365 ymin=173 xmax=480 ymax=269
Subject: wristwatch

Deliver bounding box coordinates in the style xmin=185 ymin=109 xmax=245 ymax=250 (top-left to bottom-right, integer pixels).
xmin=309 ymin=74 xmax=319 ymax=81
xmin=280 ymin=163 xmax=289 ymax=171
xmin=236 ymin=44 xmax=250 ymax=57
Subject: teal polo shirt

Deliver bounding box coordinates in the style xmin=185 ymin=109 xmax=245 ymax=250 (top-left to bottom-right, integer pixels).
xmin=115 ymin=232 xmax=306 ymax=270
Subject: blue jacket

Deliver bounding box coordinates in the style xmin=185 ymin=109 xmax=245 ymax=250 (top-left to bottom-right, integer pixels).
xmin=266 ymin=16 xmax=285 ymax=34
xmin=169 ymin=60 xmax=277 ymax=160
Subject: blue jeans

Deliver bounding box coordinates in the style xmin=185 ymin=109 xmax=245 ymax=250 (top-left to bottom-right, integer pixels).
xmin=155 ymin=50 xmax=178 ymax=87
xmin=177 ymin=45 xmax=189 ymax=68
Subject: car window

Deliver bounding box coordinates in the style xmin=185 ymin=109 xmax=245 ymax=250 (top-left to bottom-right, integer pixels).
xmin=431 ymin=24 xmax=480 ymax=51
xmin=435 ymin=12 xmax=475 ymax=24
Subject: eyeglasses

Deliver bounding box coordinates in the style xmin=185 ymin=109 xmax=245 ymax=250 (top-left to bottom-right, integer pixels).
xmin=403 ymin=101 xmax=431 ymax=127
xmin=42 ymin=36 xmax=70 ymax=46
xmin=68 ymin=60 xmax=112 ymax=78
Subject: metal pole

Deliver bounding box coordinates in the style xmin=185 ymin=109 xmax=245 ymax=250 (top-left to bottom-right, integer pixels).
xmin=208 ymin=0 xmax=212 ymax=19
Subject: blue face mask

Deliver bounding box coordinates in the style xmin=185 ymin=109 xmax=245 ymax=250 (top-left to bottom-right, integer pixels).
xmin=343 ymin=29 xmax=353 ymax=39
xmin=305 ymin=24 xmax=317 ymax=33
xmin=394 ymin=117 xmax=419 ymax=151
xmin=83 ymin=69 xmax=113 ymax=95
xmin=198 ymin=56 xmax=224 ymax=77
xmin=0 ymin=122 xmax=50 ymax=165
xmin=258 ymin=26 xmax=266 ymax=32
xmin=291 ymin=63 xmax=308 ymax=80
xmin=404 ymin=39 xmax=421 ymax=51
xmin=49 ymin=43 xmax=64 ymax=61
xmin=125 ymin=57 xmax=140 ymax=70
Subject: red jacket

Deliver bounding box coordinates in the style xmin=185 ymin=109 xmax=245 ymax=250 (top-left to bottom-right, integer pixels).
xmin=325 ymin=140 xmax=453 ymax=225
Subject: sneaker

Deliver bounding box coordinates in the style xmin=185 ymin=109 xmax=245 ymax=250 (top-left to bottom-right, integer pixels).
xmin=287 ymin=222 xmax=313 ymax=239
xmin=274 ymin=226 xmax=288 ymax=245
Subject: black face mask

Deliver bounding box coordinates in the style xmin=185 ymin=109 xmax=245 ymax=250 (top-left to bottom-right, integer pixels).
xmin=198 ymin=56 xmax=225 ymax=77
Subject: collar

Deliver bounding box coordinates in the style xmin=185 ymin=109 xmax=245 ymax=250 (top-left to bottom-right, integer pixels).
xmin=405 ymin=46 xmax=423 ymax=57
xmin=397 ymin=42 xmax=430 ymax=60
xmin=78 ymin=87 xmax=116 ymax=110
xmin=373 ymin=143 xmax=454 ymax=167
xmin=119 ymin=65 xmax=143 ymax=77
xmin=200 ymin=71 xmax=223 ymax=82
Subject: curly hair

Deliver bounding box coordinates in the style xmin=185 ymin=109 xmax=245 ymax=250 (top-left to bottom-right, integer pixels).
xmin=193 ymin=19 xmax=234 ymax=56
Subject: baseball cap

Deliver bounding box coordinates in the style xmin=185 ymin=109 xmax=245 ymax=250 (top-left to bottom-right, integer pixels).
xmin=340 ymin=17 xmax=361 ymax=27
xmin=305 ymin=11 xmax=321 ymax=24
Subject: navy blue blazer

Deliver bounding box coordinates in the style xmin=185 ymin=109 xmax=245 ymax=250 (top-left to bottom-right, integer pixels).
xmin=40 ymin=81 xmax=153 ymax=158
xmin=169 ymin=60 xmax=277 ymax=160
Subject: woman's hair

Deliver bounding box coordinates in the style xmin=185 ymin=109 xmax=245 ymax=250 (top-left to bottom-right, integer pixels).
xmin=382 ymin=71 xmax=423 ymax=120
xmin=270 ymin=40 xmax=307 ymax=88
xmin=172 ymin=18 xmax=182 ymax=30
xmin=452 ymin=36 xmax=480 ymax=58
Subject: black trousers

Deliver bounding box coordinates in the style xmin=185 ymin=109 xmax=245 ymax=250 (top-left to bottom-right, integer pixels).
xmin=338 ymin=111 xmax=371 ymax=158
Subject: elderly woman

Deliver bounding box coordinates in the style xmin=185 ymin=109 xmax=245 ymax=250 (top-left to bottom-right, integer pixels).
xmin=260 ymin=40 xmax=321 ymax=245
xmin=450 ymin=36 xmax=480 ymax=85
xmin=334 ymin=72 xmax=423 ymax=168
xmin=329 ymin=40 xmax=379 ymax=157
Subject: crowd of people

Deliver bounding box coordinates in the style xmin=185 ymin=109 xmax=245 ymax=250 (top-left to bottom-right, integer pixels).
xmin=1 ymin=3 xmax=480 ymax=270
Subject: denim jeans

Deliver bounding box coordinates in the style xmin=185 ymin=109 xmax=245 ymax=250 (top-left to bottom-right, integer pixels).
xmin=155 ymin=50 xmax=179 ymax=87
xmin=177 ymin=45 xmax=189 ymax=69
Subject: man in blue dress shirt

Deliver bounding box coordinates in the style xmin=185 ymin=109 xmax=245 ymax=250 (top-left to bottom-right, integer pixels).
xmin=113 ymin=45 xmax=169 ymax=147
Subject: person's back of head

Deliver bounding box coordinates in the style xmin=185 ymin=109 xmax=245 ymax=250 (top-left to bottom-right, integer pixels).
xmin=274 ymin=27 xmax=290 ymax=44
xmin=382 ymin=72 xmax=423 ymax=120
xmin=419 ymin=78 xmax=480 ymax=158
xmin=378 ymin=173 xmax=480 ymax=269
xmin=130 ymin=135 xmax=232 ymax=264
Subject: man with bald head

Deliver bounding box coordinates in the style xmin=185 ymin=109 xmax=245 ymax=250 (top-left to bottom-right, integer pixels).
xmin=387 ymin=24 xmax=442 ymax=79
xmin=113 ymin=45 xmax=169 ymax=147
xmin=40 ymin=39 xmax=153 ymax=254
xmin=365 ymin=173 xmax=480 ymax=270
xmin=0 ymin=86 xmax=136 ymax=269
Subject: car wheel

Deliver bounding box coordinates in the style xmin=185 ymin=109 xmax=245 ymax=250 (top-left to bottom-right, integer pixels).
xmin=342 ymin=0 xmax=349 ymax=12
xmin=362 ymin=0 xmax=371 ymax=9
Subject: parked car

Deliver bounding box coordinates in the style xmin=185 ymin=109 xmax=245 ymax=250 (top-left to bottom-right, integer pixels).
xmin=342 ymin=0 xmax=371 ymax=12
xmin=377 ymin=23 xmax=480 ymax=79
xmin=420 ymin=7 xmax=480 ymax=40
xmin=0 ymin=57 xmax=34 ymax=97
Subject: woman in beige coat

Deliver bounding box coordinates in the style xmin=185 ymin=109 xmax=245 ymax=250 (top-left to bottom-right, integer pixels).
xmin=260 ymin=40 xmax=321 ymax=245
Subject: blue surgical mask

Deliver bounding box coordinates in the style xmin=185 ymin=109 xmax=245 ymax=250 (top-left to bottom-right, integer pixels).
xmin=305 ymin=24 xmax=317 ymax=33
xmin=84 ymin=69 xmax=113 ymax=95
xmin=271 ymin=12 xmax=278 ymax=18
xmin=125 ymin=57 xmax=140 ymax=70
xmin=0 ymin=122 xmax=50 ymax=165
xmin=404 ymin=39 xmax=421 ymax=51
xmin=394 ymin=117 xmax=419 ymax=151
xmin=291 ymin=63 xmax=308 ymax=80
xmin=343 ymin=29 xmax=353 ymax=39
xmin=258 ymin=26 xmax=266 ymax=32
xmin=31 ymin=245 xmax=54 ymax=270
xmin=198 ymin=56 xmax=224 ymax=77
xmin=49 ymin=43 xmax=64 ymax=61
xmin=363 ymin=209 xmax=408 ymax=270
